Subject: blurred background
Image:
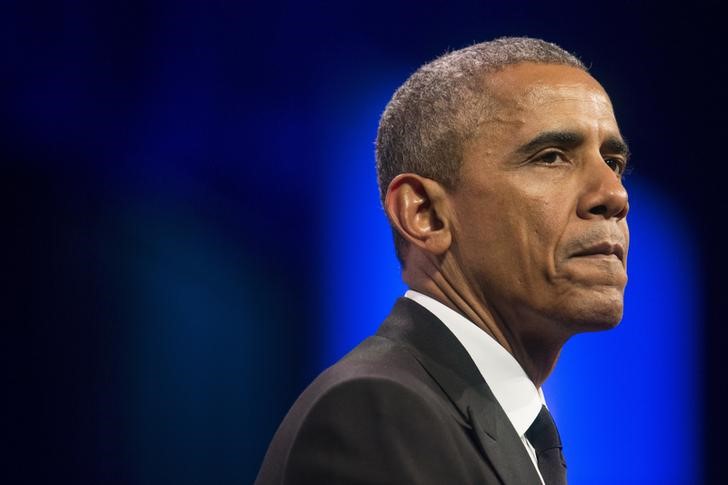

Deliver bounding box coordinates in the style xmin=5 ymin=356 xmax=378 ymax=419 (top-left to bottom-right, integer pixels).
xmin=4 ymin=1 xmax=723 ymax=483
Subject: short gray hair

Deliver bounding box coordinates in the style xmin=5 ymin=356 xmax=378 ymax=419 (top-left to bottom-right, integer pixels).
xmin=375 ymin=37 xmax=587 ymax=265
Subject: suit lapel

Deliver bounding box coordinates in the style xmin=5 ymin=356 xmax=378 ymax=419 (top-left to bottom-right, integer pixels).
xmin=376 ymin=298 xmax=542 ymax=485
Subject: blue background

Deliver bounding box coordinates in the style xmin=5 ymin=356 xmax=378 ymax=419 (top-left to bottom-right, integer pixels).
xmin=5 ymin=1 xmax=721 ymax=483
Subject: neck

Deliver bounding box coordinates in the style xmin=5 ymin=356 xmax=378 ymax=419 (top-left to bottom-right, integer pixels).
xmin=403 ymin=249 xmax=568 ymax=388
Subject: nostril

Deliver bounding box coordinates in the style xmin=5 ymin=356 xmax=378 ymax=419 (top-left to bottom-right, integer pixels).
xmin=589 ymin=205 xmax=608 ymax=216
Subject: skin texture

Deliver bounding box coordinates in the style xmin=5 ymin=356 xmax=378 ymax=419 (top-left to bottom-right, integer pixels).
xmin=385 ymin=63 xmax=629 ymax=388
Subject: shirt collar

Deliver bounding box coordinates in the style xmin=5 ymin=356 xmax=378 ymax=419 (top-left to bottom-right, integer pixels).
xmin=404 ymin=289 xmax=545 ymax=437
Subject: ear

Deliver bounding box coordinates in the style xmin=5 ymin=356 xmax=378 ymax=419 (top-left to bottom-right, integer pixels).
xmin=384 ymin=173 xmax=452 ymax=256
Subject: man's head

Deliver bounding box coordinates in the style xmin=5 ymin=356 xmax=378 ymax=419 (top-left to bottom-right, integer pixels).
xmin=376 ymin=37 xmax=589 ymax=264
xmin=376 ymin=37 xmax=629 ymax=338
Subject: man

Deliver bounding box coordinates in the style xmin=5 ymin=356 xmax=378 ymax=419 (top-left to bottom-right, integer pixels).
xmin=256 ymin=37 xmax=629 ymax=484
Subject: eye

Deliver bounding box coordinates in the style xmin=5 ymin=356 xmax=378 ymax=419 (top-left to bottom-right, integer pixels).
xmin=604 ymin=157 xmax=627 ymax=176
xmin=534 ymin=151 xmax=567 ymax=165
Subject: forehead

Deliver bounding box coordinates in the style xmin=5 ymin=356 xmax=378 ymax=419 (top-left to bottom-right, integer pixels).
xmin=489 ymin=63 xmax=614 ymax=124
xmin=465 ymin=63 xmax=620 ymax=160
xmin=485 ymin=62 xmax=611 ymax=107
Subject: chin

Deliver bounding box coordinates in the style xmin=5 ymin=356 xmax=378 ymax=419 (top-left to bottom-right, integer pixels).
xmin=552 ymin=287 xmax=626 ymax=334
xmin=568 ymin=292 xmax=625 ymax=332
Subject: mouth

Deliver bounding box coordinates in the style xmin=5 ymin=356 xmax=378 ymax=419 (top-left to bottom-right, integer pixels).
xmin=571 ymin=242 xmax=625 ymax=263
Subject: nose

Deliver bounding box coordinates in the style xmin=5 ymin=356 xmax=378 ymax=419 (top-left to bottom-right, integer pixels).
xmin=577 ymin=156 xmax=629 ymax=221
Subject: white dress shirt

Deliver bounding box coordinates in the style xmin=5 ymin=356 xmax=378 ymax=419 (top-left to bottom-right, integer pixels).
xmin=405 ymin=290 xmax=546 ymax=485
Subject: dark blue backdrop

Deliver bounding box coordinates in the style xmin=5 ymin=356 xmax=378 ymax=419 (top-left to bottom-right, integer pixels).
xmin=5 ymin=1 xmax=724 ymax=483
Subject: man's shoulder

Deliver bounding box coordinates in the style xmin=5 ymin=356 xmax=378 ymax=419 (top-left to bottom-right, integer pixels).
xmin=256 ymin=335 xmax=479 ymax=484
xmin=321 ymin=333 xmax=422 ymax=381
xmin=291 ymin=334 xmax=444 ymax=420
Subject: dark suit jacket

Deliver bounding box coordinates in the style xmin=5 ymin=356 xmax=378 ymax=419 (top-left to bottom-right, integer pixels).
xmin=255 ymin=298 xmax=543 ymax=484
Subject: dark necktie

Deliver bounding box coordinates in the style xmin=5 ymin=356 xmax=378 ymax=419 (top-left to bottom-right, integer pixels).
xmin=525 ymin=405 xmax=567 ymax=485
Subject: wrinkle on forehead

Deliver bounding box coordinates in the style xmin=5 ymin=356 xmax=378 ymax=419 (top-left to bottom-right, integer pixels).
xmin=522 ymin=82 xmax=613 ymax=111
xmin=482 ymin=63 xmax=611 ymax=108
xmin=480 ymin=76 xmax=616 ymax=132
xmin=488 ymin=80 xmax=612 ymax=113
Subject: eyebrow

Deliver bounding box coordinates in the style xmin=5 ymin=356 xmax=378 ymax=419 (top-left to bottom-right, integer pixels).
xmin=602 ymin=136 xmax=631 ymax=159
xmin=514 ymin=130 xmax=631 ymax=159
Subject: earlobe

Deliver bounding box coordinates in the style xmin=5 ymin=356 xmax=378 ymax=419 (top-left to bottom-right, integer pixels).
xmin=384 ymin=174 xmax=452 ymax=256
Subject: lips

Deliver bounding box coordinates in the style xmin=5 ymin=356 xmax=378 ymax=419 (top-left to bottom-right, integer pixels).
xmin=571 ymin=242 xmax=625 ymax=263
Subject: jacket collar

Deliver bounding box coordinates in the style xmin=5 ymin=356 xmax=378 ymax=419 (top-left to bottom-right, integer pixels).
xmin=404 ymin=290 xmax=545 ymax=438
xmin=376 ymin=298 xmax=542 ymax=485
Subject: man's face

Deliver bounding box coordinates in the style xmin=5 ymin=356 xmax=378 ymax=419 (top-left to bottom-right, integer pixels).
xmin=450 ymin=63 xmax=629 ymax=336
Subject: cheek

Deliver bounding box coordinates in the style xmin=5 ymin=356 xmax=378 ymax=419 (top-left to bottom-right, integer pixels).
xmin=452 ymin=180 xmax=570 ymax=287
xmin=470 ymin=197 xmax=561 ymax=285
xmin=517 ymin=196 xmax=567 ymax=272
xmin=452 ymin=196 xmax=523 ymax=281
